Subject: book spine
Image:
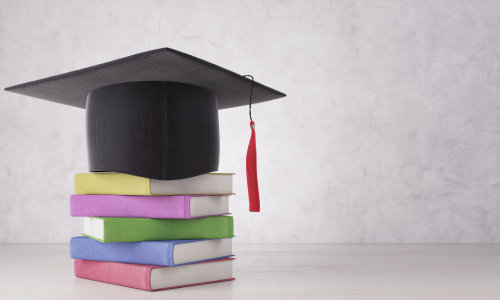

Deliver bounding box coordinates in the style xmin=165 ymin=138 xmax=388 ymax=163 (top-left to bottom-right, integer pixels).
xmin=70 ymin=195 xmax=191 ymax=218
xmin=74 ymin=259 xmax=152 ymax=291
xmin=74 ymin=173 xmax=151 ymax=195
xmin=70 ymin=237 xmax=172 ymax=266
xmin=99 ymin=216 xmax=234 ymax=242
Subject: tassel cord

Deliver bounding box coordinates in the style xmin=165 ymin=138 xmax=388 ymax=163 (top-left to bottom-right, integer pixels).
xmin=243 ymin=75 xmax=260 ymax=212
xmin=243 ymin=75 xmax=254 ymax=122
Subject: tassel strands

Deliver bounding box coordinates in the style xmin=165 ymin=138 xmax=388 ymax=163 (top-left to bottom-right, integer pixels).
xmin=246 ymin=120 xmax=260 ymax=212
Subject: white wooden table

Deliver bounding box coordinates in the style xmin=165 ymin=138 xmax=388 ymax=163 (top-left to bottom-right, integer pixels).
xmin=1 ymin=243 xmax=499 ymax=299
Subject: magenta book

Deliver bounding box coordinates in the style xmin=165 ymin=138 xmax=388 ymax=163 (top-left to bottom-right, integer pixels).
xmin=74 ymin=258 xmax=235 ymax=291
xmin=70 ymin=194 xmax=230 ymax=219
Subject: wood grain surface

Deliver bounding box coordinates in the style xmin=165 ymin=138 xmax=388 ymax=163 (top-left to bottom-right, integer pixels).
xmin=1 ymin=243 xmax=499 ymax=299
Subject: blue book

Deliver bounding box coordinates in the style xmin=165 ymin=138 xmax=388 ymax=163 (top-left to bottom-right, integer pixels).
xmin=70 ymin=236 xmax=233 ymax=267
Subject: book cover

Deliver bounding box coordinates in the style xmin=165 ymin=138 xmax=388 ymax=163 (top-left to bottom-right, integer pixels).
xmin=70 ymin=194 xmax=230 ymax=218
xmin=83 ymin=215 xmax=234 ymax=242
xmin=74 ymin=172 xmax=234 ymax=195
xmin=74 ymin=258 xmax=235 ymax=291
xmin=70 ymin=236 xmax=233 ymax=266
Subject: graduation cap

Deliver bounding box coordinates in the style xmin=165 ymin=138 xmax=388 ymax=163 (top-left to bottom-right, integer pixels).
xmin=5 ymin=48 xmax=286 ymax=212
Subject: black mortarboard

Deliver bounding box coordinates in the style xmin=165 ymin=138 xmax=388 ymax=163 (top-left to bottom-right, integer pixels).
xmin=5 ymin=48 xmax=285 ymax=110
xmin=5 ymin=48 xmax=286 ymax=187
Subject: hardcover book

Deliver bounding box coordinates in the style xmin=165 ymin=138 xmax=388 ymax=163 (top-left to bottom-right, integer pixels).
xmin=70 ymin=236 xmax=233 ymax=266
xmin=75 ymin=172 xmax=234 ymax=195
xmin=83 ymin=216 xmax=234 ymax=242
xmin=70 ymin=194 xmax=230 ymax=218
xmin=74 ymin=258 xmax=235 ymax=291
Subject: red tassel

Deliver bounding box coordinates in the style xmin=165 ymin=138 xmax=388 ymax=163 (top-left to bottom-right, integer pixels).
xmin=246 ymin=121 xmax=260 ymax=212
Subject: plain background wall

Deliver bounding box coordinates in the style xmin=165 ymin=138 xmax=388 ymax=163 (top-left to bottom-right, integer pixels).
xmin=1 ymin=0 xmax=500 ymax=243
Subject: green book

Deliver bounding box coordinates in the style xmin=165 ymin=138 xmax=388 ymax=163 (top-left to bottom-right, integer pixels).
xmin=82 ymin=216 xmax=234 ymax=243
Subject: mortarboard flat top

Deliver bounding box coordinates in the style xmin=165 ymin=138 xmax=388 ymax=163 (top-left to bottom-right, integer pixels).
xmin=4 ymin=48 xmax=286 ymax=109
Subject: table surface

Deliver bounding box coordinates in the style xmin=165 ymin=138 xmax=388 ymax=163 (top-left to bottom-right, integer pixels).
xmin=1 ymin=243 xmax=500 ymax=299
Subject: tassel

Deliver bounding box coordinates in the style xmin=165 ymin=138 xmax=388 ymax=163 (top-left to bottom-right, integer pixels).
xmin=243 ymin=74 xmax=260 ymax=212
xmin=246 ymin=120 xmax=260 ymax=212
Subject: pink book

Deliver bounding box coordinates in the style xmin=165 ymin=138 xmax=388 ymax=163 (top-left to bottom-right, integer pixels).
xmin=74 ymin=258 xmax=235 ymax=291
xmin=70 ymin=194 xmax=230 ymax=219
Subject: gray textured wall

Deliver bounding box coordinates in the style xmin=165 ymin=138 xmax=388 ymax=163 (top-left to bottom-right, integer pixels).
xmin=1 ymin=0 xmax=499 ymax=243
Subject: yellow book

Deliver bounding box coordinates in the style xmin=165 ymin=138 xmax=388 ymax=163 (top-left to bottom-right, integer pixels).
xmin=75 ymin=173 xmax=234 ymax=195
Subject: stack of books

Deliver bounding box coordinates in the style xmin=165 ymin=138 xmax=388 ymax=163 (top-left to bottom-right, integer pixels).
xmin=5 ymin=47 xmax=286 ymax=292
xmin=69 ymin=172 xmax=235 ymax=291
